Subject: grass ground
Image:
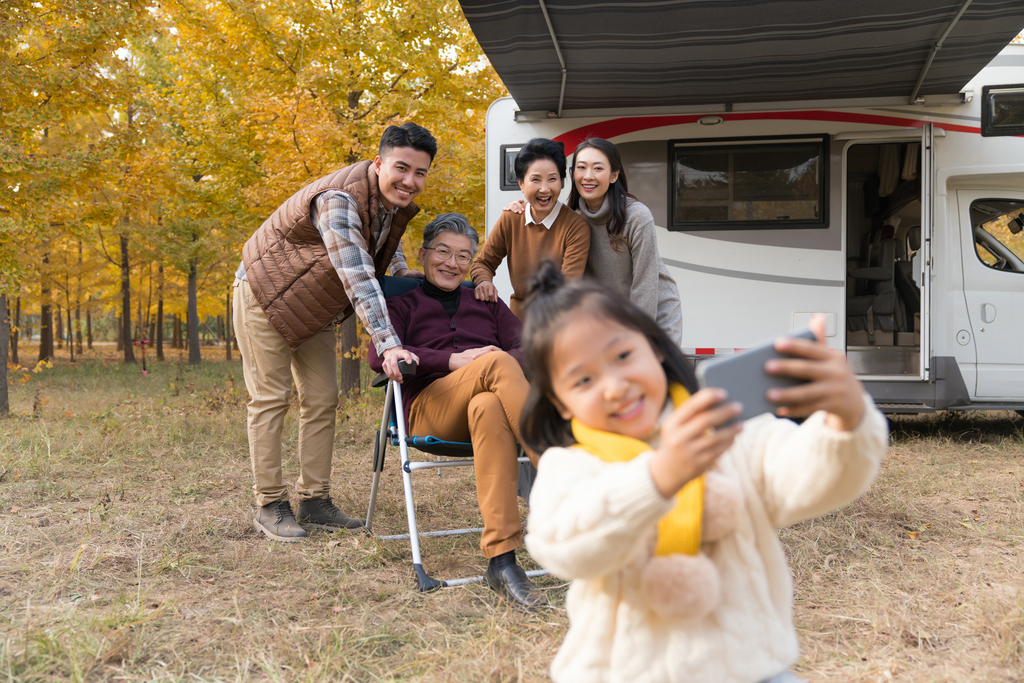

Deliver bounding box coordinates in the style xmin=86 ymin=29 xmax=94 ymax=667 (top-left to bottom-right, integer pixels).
xmin=1 ymin=345 xmax=1022 ymax=682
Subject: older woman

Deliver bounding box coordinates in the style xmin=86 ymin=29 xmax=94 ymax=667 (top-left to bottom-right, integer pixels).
xmin=368 ymin=213 xmax=545 ymax=610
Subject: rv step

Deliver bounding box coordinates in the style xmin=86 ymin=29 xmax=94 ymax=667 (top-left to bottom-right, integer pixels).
xmin=875 ymin=403 xmax=936 ymax=414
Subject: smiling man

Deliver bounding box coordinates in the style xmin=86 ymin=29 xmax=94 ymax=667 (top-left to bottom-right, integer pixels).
xmin=368 ymin=213 xmax=547 ymax=610
xmin=234 ymin=123 xmax=436 ymax=542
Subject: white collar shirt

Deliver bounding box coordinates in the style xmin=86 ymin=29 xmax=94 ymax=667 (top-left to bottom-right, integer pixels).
xmin=524 ymin=200 xmax=562 ymax=229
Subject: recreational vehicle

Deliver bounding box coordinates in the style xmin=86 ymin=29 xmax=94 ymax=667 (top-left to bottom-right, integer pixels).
xmin=461 ymin=1 xmax=1024 ymax=413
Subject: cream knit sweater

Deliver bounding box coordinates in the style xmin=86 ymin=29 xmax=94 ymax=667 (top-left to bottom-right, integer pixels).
xmin=525 ymin=397 xmax=888 ymax=683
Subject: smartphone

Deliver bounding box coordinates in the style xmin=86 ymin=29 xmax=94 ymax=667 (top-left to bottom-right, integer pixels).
xmin=695 ymin=328 xmax=817 ymax=424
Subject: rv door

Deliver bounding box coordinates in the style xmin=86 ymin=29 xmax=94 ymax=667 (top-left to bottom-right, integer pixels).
xmin=920 ymin=123 xmax=934 ymax=381
xmin=956 ymin=190 xmax=1024 ymax=399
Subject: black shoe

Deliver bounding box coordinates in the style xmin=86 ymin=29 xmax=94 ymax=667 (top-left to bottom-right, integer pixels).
xmin=254 ymin=500 xmax=307 ymax=542
xmin=296 ymin=496 xmax=364 ymax=530
xmin=485 ymin=562 xmax=549 ymax=610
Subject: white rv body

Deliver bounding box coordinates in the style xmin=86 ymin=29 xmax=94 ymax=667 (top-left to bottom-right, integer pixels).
xmin=484 ymin=44 xmax=1024 ymax=412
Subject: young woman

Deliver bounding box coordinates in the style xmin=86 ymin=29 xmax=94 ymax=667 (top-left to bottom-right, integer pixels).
xmin=506 ymin=137 xmax=683 ymax=342
xmin=471 ymin=138 xmax=591 ymax=319
xmin=519 ymin=261 xmax=887 ymax=683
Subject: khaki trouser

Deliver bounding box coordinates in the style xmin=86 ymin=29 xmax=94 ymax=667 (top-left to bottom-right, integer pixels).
xmin=407 ymin=351 xmax=537 ymax=559
xmin=233 ymin=278 xmax=338 ymax=507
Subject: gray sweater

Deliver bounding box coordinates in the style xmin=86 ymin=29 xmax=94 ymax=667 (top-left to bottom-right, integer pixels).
xmin=578 ymin=196 xmax=683 ymax=344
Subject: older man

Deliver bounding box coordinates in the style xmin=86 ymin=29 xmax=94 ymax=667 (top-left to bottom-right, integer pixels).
xmin=368 ymin=213 xmax=546 ymax=609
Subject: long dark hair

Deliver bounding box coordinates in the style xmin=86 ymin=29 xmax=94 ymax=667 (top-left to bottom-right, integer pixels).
xmin=566 ymin=137 xmax=629 ymax=247
xmin=520 ymin=260 xmax=698 ymax=454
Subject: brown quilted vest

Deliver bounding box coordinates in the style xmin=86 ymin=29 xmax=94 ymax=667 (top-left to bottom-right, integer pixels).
xmin=242 ymin=160 xmax=418 ymax=349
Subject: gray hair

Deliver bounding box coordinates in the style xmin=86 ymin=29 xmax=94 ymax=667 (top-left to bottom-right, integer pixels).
xmin=422 ymin=212 xmax=480 ymax=254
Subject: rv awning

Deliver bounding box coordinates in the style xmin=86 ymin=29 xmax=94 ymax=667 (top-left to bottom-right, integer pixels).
xmin=459 ymin=0 xmax=1024 ymax=117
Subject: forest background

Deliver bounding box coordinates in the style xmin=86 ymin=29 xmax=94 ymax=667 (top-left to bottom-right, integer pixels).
xmin=0 ymin=0 xmax=505 ymax=407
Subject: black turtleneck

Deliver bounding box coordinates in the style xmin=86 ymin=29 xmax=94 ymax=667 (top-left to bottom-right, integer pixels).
xmin=421 ymin=279 xmax=461 ymax=319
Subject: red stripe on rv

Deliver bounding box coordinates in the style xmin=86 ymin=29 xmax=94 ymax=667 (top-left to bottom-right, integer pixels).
xmin=552 ymin=110 xmax=982 ymax=150
xmin=694 ymin=348 xmax=716 ymax=355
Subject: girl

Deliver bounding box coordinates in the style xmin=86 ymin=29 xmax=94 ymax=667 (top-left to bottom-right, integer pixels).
xmin=506 ymin=137 xmax=683 ymax=342
xmin=520 ymin=261 xmax=888 ymax=683
xmin=471 ymin=137 xmax=591 ymax=319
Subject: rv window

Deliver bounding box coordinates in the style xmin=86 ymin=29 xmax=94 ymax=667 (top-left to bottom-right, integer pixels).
xmin=669 ymin=135 xmax=827 ymax=231
xmin=970 ymin=199 xmax=1024 ymax=273
xmin=981 ymin=84 xmax=1024 ymax=137
xmin=499 ymin=144 xmax=522 ymax=191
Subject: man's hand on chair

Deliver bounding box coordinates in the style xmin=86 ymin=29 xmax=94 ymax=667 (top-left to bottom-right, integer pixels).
xmin=449 ymin=345 xmax=499 ymax=371
xmin=383 ymin=346 xmax=419 ymax=382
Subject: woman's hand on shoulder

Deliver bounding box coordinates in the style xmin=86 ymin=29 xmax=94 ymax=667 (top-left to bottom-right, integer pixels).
xmin=503 ymin=199 xmax=526 ymax=214
xmin=764 ymin=315 xmax=866 ymax=432
xmin=474 ymin=281 xmax=499 ymax=303
xmin=649 ymin=389 xmax=743 ymax=499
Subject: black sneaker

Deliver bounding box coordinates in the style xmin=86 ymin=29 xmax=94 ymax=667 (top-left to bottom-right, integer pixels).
xmin=297 ymin=496 xmax=364 ymax=530
xmin=254 ymin=500 xmax=307 ymax=542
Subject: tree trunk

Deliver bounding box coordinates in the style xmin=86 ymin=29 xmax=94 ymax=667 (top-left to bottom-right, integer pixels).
xmin=340 ymin=317 xmax=360 ymax=396
xmin=38 ymin=250 xmax=54 ymax=361
xmin=0 ymin=294 xmax=8 ymax=417
xmin=156 ymin=264 xmax=164 ymax=360
xmin=173 ymin=314 xmax=181 ymax=349
xmin=76 ymin=239 xmax=83 ymax=354
xmin=188 ymin=252 xmax=200 ymax=364
xmin=11 ymin=297 xmax=19 ymax=366
xmin=116 ymin=316 xmax=122 ymax=352
xmin=86 ymin=310 xmax=92 ymax=350
xmin=120 ymin=232 xmax=135 ymax=363
xmin=55 ymin=304 xmax=63 ymax=350
xmin=225 ymin=290 xmax=232 ymax=361
xmin=67 ymin=307 xmax=74 ymax=363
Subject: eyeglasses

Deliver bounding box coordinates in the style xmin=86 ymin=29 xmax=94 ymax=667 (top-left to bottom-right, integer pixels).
xmin=424 ymin=245 xmax=474 ymax=265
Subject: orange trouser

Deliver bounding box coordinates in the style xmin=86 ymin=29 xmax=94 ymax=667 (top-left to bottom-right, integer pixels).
xmin=407 ymin=351 xmax=537 ymax=558
xmin=233 ymin=278 xmax=338 ymax=506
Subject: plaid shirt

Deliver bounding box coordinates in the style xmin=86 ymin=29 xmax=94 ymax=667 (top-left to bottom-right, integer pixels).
xmin=237 ymin=190 xmax=410 ymax=353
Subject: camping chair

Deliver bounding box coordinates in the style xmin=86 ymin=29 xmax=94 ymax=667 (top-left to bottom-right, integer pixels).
xmin=364 ymin=276 xmax=546 ymax=592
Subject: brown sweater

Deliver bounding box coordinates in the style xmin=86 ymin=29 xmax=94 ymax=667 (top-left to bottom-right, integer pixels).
xmin=471 ymin=205 xmax=591 ymax=318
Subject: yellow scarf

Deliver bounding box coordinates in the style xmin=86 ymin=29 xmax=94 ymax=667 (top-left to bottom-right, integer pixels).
xmin=570 ymin=384 xmax=703 ymax=556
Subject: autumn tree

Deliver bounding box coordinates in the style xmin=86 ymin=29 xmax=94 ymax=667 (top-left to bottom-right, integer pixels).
xmin=2 ymin=0 xmax=504 ymax=382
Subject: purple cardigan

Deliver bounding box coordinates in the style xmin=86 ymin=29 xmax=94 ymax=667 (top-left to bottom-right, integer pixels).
xmin=368 ymin=286 xmax=525 ymax=424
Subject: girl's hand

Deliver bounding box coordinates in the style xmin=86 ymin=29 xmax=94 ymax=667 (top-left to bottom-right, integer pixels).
xmin=503 ymin=199 xmax=527 ymax=214
xmin=765 ymin=315 xmax=866 ymax=432
xmin=474 ymin=281 xmax=499 ymax=302
xmin=649 ymin=388 xmax=743 ymax=499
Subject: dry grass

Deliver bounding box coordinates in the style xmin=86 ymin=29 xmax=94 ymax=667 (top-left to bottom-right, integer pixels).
xmin=1 ymin=346 xmax=1022 ymax=682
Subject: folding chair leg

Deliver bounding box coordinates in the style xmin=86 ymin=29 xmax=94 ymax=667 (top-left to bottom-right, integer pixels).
xmin=365 ymin=382 xmax=395 ymax=534
xmin=393 ymin=383 xmax=445 ymax=592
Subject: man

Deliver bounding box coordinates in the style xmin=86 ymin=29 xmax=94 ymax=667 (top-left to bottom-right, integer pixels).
xmin=369 ymin=213 xmax=547 ymax=609
xmin=234 ymin=123 xmax=435 ymax=542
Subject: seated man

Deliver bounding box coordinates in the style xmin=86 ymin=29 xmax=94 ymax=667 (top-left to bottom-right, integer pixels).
xmin=368 ymin=213 xmax=545 ymax=609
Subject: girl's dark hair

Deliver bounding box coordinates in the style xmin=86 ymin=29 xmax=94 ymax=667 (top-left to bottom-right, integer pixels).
xmin=567 ymin=138 xmax=629 ymax=247
xmin=514 ymin=138 xmax=567 ymax=183
xmin=520 ymin=260 xmax=698 ymax=454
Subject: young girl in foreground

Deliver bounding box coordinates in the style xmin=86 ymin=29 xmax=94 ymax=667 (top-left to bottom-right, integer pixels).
xmin=521 ymin=262 xmax=888 ymax=683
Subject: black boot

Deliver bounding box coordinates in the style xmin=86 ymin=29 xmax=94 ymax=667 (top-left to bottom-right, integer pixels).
xmin=296 ymin=496 xmax=364 ymax=530
xmin=484 ymin=551 xmax=548 ymax=610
